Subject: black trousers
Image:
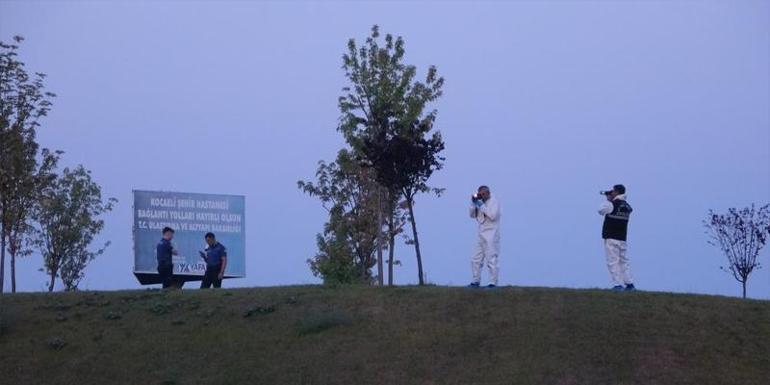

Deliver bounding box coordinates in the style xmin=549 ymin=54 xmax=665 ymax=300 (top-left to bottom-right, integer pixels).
xmin=157 ymin=264 xmax=174 ymax=288
xmin=201 ymin=264 xmax=222 ymax=288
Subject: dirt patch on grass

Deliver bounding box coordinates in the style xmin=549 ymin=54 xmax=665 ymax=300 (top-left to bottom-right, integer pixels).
xmin=633 ymin=346 xmax=687 ymax=384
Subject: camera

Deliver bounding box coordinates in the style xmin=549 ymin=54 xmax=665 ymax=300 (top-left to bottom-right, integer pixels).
xmin=472 ymin=193 xmax=481 ymax=201
xmin=600 ymin=190 xmax=612 ymax=196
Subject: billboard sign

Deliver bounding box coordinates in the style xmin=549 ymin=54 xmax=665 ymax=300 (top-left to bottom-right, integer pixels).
xmin=133 ymin=190 xmax=245 ymax=284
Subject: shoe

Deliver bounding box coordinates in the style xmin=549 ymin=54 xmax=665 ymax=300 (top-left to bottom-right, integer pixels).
xmin=625 ymin=284 xmax=636 ymax=291
xmin=486 ymin=284 xmax=497 ymax=289
xmin=612 ymin=285 xmax=624 ymax=291
xmin=468 ymin=282 xmax=480 ymax=288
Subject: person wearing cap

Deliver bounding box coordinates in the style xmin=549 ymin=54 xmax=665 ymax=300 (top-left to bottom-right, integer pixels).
xmin=468 ymin=185 xmax=502 ymax=288
xmin=598 ymin=184 xmax=635 ymax=291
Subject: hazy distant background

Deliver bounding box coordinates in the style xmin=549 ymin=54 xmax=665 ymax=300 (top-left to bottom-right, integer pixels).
xmin=1 ymin=0 xmax=768 ymax=298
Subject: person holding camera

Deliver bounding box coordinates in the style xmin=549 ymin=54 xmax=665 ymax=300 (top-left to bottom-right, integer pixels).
xmin=598 ymin=184 xmax=635 ymax=291
xmin=199 ymin=232 xmax=227 ymax=289
xmin=156 ymin=227 xmax=178 ymax=289
xmin=468 ymin=185 xmax=501 ymax=288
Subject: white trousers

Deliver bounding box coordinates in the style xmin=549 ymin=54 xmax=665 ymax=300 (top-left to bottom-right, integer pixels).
xmin=604 ymin=238 xmax=633 ymax=286
xmin=472 ymin=235 xmax=499 ymax=285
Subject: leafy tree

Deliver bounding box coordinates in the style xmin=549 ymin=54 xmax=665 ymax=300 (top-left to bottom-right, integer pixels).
xmin=0 ymin=36 xmax=56 ymax=292
xmin=704 ymin=204 xmax=770 ymax=298
xmin=299 ymin=149 xmax=387 ymax=284
xmin=33 ymin=166 xmax=116 ymax=291
xmin=4 ymin=143 xmax=59 ymax=292
xmin=338 ymin=25 xmax=445 ymax=285
xmin=381 ymin=189 xmax=406 ymax=286
xmin=361 ymin=121 xmax=445 ymax=285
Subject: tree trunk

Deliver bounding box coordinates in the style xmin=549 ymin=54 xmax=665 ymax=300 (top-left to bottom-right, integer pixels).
xmin=48 ymin=261 xmax=57 ymax=292
xmin=360 ymin=252 xmax=366 ymax=281
xmin=376 ymin=190 xmax=383 ymax=286
xmin=405 ymin=197 xmax=424 ymax=286
xmin=742 ymin=279 xmax=747 ymax=299
xmin=48 ymin=273 xmax=56 ymax=292
xmin=387 ymin=200 xmax=395 ymax=286
xmin=0 ymin=218 xmax=5 ymax=294
xmin=10 ymin=249 xmax=16 ymax=293
xmin=9 ymin=234 xmax=18 ymax=293
xmin=0 ymin=228 xmax=5 ymax=294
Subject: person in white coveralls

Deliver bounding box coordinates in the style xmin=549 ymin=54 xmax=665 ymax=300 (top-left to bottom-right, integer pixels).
xmin=468 ymin=185 xmax=501 ymax=288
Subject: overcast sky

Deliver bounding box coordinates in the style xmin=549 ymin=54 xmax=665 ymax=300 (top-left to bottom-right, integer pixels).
xmin=1 ymin=0 xmax=768 ymax=298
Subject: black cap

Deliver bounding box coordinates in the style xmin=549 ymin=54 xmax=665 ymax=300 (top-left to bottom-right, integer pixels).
xmin=613 ymin=184 xmax=626 ymax=194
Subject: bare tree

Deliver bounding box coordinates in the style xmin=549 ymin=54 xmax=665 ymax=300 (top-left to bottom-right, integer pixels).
xmin=704 ymin=204 xmax=770 ymax=298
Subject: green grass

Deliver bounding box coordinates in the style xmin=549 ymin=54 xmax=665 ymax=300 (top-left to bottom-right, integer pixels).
xmin=1 ymin=286 xmax=768 ymax=385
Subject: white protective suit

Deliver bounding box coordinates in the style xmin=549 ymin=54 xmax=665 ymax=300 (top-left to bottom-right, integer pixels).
xmin=598 ymin=194 xmax=633 ymax=286
xmin=469 ymin=195 xmax=501 ymax=285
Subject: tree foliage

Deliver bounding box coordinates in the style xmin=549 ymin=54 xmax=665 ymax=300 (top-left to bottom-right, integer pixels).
xmin=337 ymin=25 xmax=445 ymax=285
xmin=704 ymin=204 xmax=770 ymax=298
xmin=0 ymin=36 xmax=57 ymax=292
xmin=298 ymin=150 xmax=390 ymax=284
xmin=33 ymin=166 xmax=116 ymax=291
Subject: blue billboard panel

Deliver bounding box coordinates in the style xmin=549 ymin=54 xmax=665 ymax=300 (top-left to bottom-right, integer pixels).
xmin=133 ymin=190 xmax=245 ymax=282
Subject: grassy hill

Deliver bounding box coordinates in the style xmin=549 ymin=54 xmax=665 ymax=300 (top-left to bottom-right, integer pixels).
xmin=1 ymin=286 xmax=768 ymax=385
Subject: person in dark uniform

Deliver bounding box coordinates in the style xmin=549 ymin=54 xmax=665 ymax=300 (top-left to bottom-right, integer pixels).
xmin=199 ymin=232 xmax=227 ymax=289
xmin=598 ymin=184 xmax=635 ymax=291
xmin=156 ymin=227 xmax=178 ymax=289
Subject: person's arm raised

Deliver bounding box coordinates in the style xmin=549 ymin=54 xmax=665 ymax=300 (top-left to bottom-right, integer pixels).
xmin=598 ymin=201 xmax=613 ymax=216
xmin=481 ymin=198 xmax=500 ymax=221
